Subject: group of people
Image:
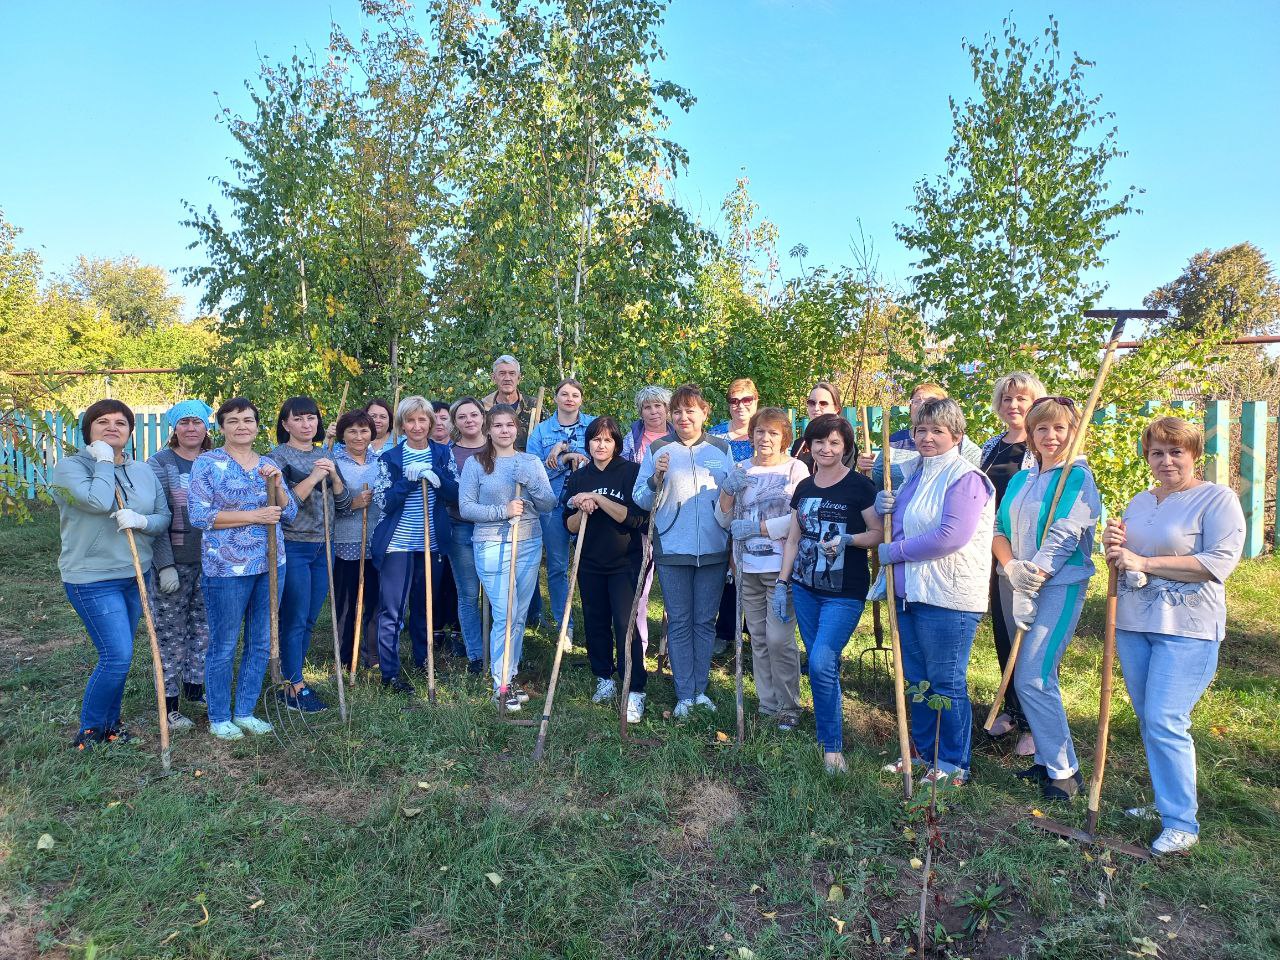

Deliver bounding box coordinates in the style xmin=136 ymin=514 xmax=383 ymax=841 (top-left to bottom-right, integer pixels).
xmin=53 ymin=355 xmax=1246 ymax=856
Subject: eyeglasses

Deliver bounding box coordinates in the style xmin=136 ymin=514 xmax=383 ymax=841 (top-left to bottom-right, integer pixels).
xmin=728 ymin=396 xmax=756 ymax=407
xmin=1031 ymin=396 xmax=1077 ymax=410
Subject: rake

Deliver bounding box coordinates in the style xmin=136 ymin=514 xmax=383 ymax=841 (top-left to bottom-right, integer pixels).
xmin=619 ymin=476 xmax=667 ymax=747
xmin=263 ymin=476 xmax=311 ymax=750
xmin=320 ymin=383 xmax=351 ymax=721
xmin=349 ymin=484 xmax=370 ymax=685
xmin=854 ymin=404 xmax=892 ymax=693
xmin=984 ymin=317 xmax=1127 ymax=730
xmin=879 ymin=404 xmax=914 ymax=801
xmin=497 ymin=387 xmax=545 ymax=726
xmin=114 ymin=489 xmax=171 ymax=773
xmin=531 ymin=512 xmax=589 ymax=761
xmin=423 ymin=476 xmax=438 ymax=705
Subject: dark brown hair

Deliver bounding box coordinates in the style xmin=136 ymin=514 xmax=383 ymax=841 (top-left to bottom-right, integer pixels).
xmin=80 ymin=399 xmax=134 ymax=445
xmin=669 ymin=383 xmax=711 ymax=417
xmin=215 ymin=398 xmax=259 ymax=427
xmin=803 ymin=413 xmax=856 ymax=456
xmin=336 ymin=410 xmax=375 ymax=444
xmin=585 ymin=416 xmax=624 ymax=459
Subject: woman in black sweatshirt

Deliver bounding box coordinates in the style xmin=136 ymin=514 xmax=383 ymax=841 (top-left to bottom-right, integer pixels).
xmin=563 ymin=417 xmax=649 ymax=722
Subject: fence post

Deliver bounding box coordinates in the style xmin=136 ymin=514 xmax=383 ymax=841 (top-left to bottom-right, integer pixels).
xmin=787 ymin=408 xmax=797 ymax=438
xmin=1238 ymin=401 xmax=1267 ymax=559
xmin=1203 ymin=400 xmax=1230 ymax=486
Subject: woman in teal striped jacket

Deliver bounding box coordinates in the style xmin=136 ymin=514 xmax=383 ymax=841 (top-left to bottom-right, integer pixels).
xmin=991 ymin=396 xmax=1102 ymax=802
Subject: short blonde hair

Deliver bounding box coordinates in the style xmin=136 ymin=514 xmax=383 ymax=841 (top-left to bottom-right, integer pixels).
xmin=395 ymin=395 xmax=433 ymax=433
xmin=1143 ymin=416 xmax=1204 ymax=460
xmin=911 ymin=382 xmax=948 ymax=402
xmin=1024 ymin=398 xmax=1081 ymax=464
xmin=990 ymin=370 xmax=1047 ymax=418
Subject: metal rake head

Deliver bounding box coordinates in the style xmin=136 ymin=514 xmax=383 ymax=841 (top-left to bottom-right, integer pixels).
xmin=263 ymin=677 xmax=316 ymax=751
xmin=853 ymin=638 xmax=894 ymax=701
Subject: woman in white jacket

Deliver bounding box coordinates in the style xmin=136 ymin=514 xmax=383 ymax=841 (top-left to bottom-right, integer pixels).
xmin=876 ymin=398 xmax=995 ymax=785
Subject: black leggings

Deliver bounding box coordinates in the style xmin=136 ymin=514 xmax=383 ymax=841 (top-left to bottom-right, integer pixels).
xmin=578 ymin=564 xmax=646 ymax=693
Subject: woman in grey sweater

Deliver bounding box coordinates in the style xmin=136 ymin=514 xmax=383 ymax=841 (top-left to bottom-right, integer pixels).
xmin=458 ymin=406 xmax=556 ymax=709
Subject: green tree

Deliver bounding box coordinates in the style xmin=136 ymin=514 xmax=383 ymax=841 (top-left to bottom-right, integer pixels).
xmin=895 ymin=16 xmax=1137 ymax=432
xmin=1145 ymin=242 xmax=1280 ymax=337
xmin=68 ymin=255 xmax=183 ymax=335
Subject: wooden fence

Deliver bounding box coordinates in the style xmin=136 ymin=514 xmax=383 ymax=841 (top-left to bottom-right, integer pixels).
xmin=5 ymin=402 xmax=1277 ymax=557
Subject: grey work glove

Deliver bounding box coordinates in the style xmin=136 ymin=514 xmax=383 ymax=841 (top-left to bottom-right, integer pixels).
xmin=158 ymin=566 xmax=181 ymax=594
xmin=1012 ymin=591 xmax=1038 ymax=631
xmin=112 ymin=508 xmax=148 ymax=532
xmin=720 ymin=465 xmax=754 ymax=496
xmin=770 ymin=581 xmax=793 ymax=623
xmin=820 ymin=533 xmax=855 ymax=559
xmin=873 ymin=490 xmax=896 ymax=516
xmin=1004 ymin=559 xmax=1047 ymax=596
xmin=730 ymin=518 xmax=760 ymax=540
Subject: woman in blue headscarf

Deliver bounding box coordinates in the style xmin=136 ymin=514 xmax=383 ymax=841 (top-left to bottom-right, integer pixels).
xmin=146 ymin=399 xmax=215 ymax=731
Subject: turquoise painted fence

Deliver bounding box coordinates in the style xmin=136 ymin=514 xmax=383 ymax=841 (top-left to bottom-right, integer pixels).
xmin=785 ymin=401 xmax=1277 ymax=559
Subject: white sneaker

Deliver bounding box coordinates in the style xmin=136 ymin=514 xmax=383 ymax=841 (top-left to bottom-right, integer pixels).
xmin=494 ymin=690 xmax=522 ymax=711
xmin=694 ymin=693 xmax=716 ymax=712
xmin=166 ymin=710 xmax=194 ymax=732
xmin=234 ymin=715 xmax=274 ymax=736
xmin=210 ymin=720 xmax=244 ymax=741
xmin=1124 ymin=803 xmax=1158 ymax=821
xmin=626 ymin=692 xmax=646 ymax=723
xmin=672 ymin=699 xmax=694 ymax=718
xmin=513 ymin=682 xmax=531 ymax=704
xmin=592 ymin=678 xmax=618 ymax=703
xmin=1152 ymin=828 xmax=1198 ymax=856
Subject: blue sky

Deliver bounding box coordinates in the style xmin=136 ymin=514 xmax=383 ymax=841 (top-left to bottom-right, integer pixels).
xmin=2 ymin=1 xmax=1277 ymax=318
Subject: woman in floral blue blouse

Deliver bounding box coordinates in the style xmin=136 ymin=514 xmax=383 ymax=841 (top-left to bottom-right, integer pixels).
xmin=188 ymin=398 xmax=299 ymax=741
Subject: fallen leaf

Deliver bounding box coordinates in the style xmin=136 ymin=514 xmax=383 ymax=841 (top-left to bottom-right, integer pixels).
xmin=248 ymin=899 xmax=265 ymax=911
xmin=1055 ymin=839 xmax=1071 ymax=849
xmin=829 ymin=916 xmax=846 ymax=934
xmin=909 ymin=857 xmax=924 ymax=870
xmin=736 ymin=947 xmax=755 ymax=959
xmin=715 ymin=731 xmax=730 ymax=742
xmin=1157 ymin=915 xmax=1171 ymax=923
xmin=1103 ymin=866 xmax=1117 ymax=879
xmin=401 ymin=807 xmax=423 ymax=818
xmin=486 ymin=872 xmax=503 ymax=887
xmin=106 ymin=801 xmax=122 ymax=809
xmin=749 ymin=884 xmax=763 ymax=894
xmin=760 ymin=910 xmax=777 ymax=919
xmin=193 ymin=903 xmax=210 ymax=928
xmin=722 ymin=932 xmax=733 ymax=943
xmin=160 ymin=932 xmax=179 ymax=946
xmin=902 ymin=827 xmax=916 ymax=841
xmin=438 ymin=865 xmax=449 ymax=872
xmin=417 ymin=781 xmax=430 ymax=790
xmin=194 ymin=769 xmax=204 ymax=777
xmin=36 ymin=834 xmax=54 ymax=851
xmin=1209 ymin=725 xmax=1229 ymax=737
xmin=1167 ymin=932 xmax=1178 ymax=940
xmin=1030 ymin=808 xmax=1044 ymax=818
xmin=826 ymin=884 xmax=844 ymax=902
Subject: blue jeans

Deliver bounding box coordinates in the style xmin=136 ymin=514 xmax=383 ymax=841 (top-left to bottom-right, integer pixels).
xmin=539 ymin=506 xmax=573 ymax=631
xmin=475 ymin=537 xmax=542 ymax=689
xmin=374 ymin=550 xmax=445 ymax=680
xmin=280 ymin=539 xmax=330 ymax=685
xmin=792 ymin=583 xmax=864 ymax=752
xmin=449 ymin=522 xmax=484 ymax=662
xmin=65 ymin=577 xmax=142 ymax=735
xmin=202 ymin=573 xmax=279 ymax=724
xmin=895 ymin=599 xmax=981 ymax=775
xmin=1116 ymin=629 xmax=1220 ymax=835
xmin=656 ymin=561 xmax=728 ymax=702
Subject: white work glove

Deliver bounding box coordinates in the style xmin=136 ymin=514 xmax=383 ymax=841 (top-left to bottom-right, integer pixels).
xmin=113 ymin=508 xmax=148 ymax=532
xmin=874 ymin=490 xmax=895 ymax=515
xmin=720 ymin=465 xmax=754 ymax=496
xmin=1124 ymin=570 xmax=1149 ymax=590
xmin=87 ymin=440 xmax=115 ymax=463
xmin=770 ymin=581 xmax=792 ymax=623
xmin=405 ymin=463 xmax=440 ymax=487
xmin=1004 ymin=559 xmax=1047 ymax=595
xmin=158 ymin=566 xmax=181 ymax=594
xmin=1012 ymin=591 xmax=1038 ymax=631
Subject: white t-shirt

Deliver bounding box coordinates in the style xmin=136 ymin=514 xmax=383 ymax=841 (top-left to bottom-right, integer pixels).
xmin=1115 ymin=482 xmax=1245 ymax=642
xmin=731 ymin=458 xmax=810 ymax=574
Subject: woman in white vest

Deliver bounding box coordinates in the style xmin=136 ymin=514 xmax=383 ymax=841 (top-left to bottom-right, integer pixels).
xmin=876 ymin=398 xmax=995 ymax=785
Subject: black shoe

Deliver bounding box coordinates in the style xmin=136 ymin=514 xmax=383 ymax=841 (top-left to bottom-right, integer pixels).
xmin=1042 ymin=770 xmax=1084 ymax=802
xmin=1014 ymin=763 xmax=1049 ymax=782
xmin=104 ymin=728 xmax=137 ymax=745
xmin=467 ymin=659 xmax=484 ymax=675
xmin=182 ymin=681 xmax=206 ymax=705
xmin=74 ymin=728 xmax=105 ymax=750
xmin=383 ymin=675 xmax=415 ymax=694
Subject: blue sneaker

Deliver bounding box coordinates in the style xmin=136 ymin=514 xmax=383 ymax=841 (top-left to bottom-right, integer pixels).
xmin=278 ymin=686 xmax=329 ymax=713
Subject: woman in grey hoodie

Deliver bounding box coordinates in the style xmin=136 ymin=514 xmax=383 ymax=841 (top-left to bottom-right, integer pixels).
xmin=52 ymin=399 xmax=171 ymax=750
xmin=633 ymin=384 xmax=732 ymax=718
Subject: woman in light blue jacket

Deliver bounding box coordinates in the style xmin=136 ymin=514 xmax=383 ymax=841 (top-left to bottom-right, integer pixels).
xmin=633 ymin=383 xmax=732 ymax=718
xmin=52 ymin=399 xmax=171 ymax=749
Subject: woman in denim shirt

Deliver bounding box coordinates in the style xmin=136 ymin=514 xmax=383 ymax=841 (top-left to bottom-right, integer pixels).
xmin=188 ymin=398 xmax=298 ymax=741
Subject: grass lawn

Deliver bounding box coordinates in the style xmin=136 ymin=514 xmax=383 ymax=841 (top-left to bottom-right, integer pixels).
xmin=2 ymin=505 xmax=1279 ymax=959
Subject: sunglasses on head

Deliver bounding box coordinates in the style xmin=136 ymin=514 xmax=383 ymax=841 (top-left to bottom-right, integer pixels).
xmin=728 ymin=396 xmax=756 ymax=406
xmin=1032 ymin=396 xmax=1077 ymax=410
